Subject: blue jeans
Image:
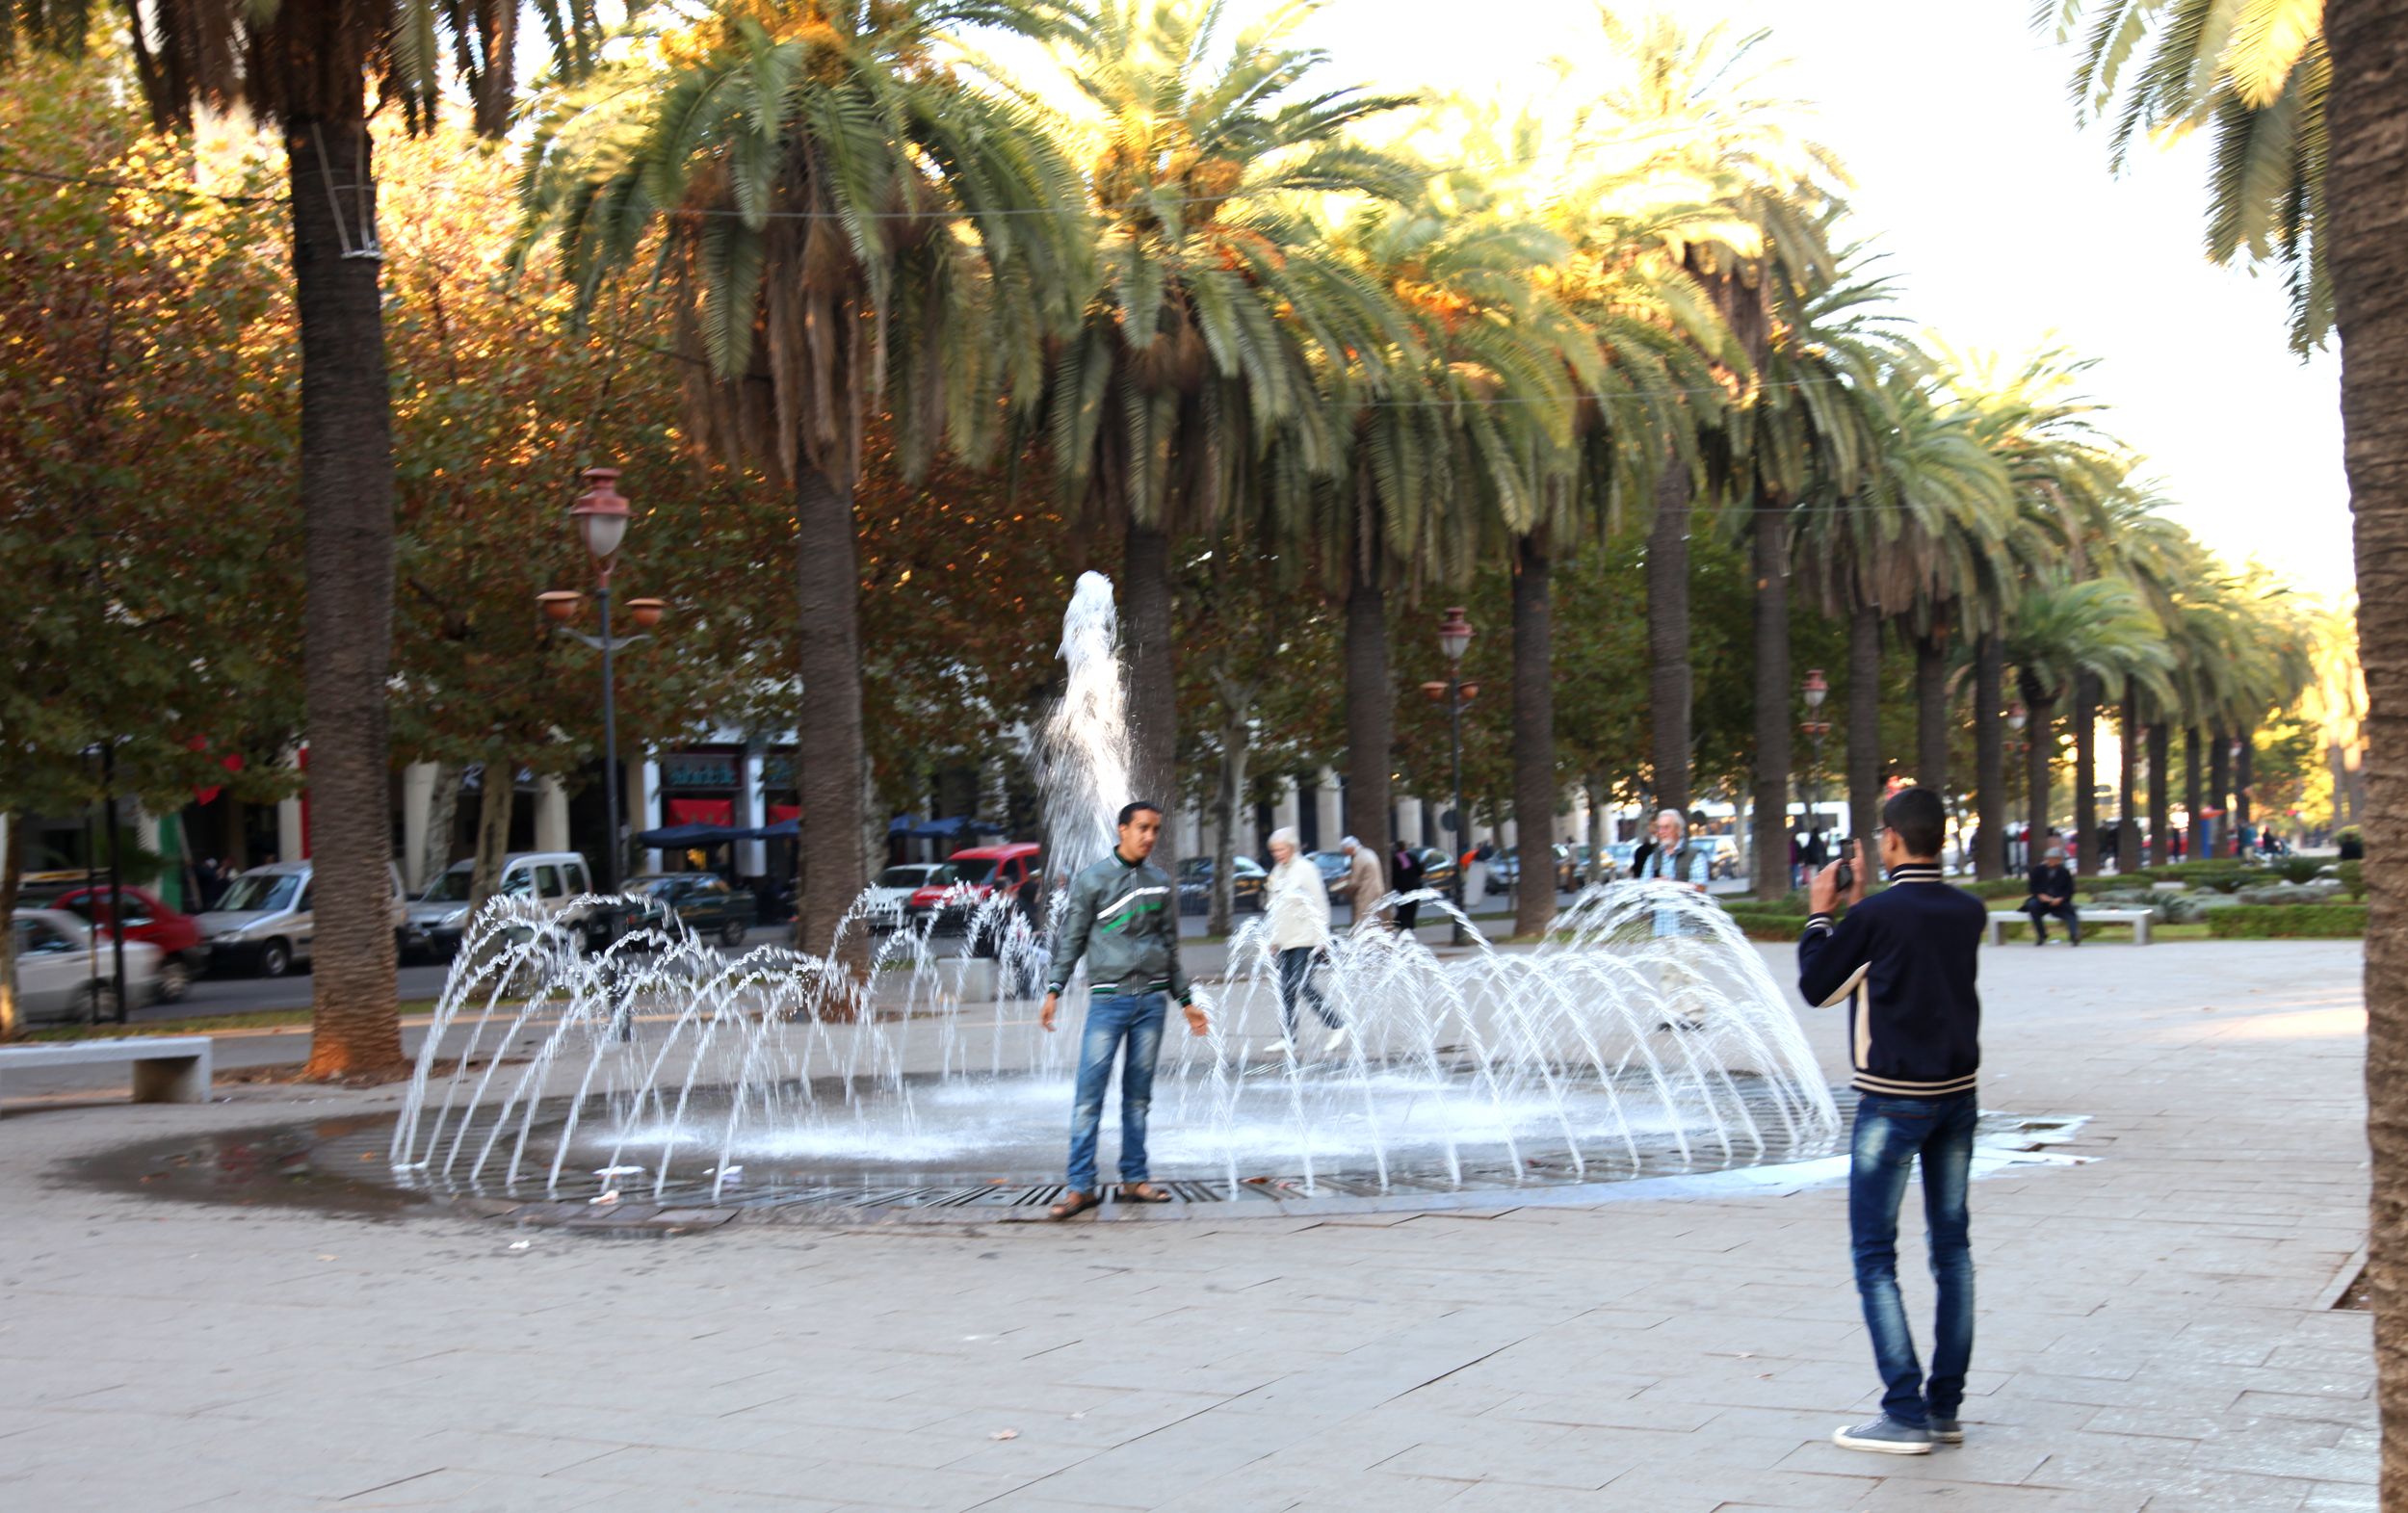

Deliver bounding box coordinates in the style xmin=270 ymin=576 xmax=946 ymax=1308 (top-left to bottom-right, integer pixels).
xmin=1849 ymin=1091 xmax=1978 ymax=1426
xmin=1276 ymin=947 xmax=1342 ymax=1037
xmin=1066 ymin=993 xmax=1167 ymax=1193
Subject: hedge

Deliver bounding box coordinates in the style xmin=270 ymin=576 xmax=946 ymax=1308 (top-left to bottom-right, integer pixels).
xmin=2205 ymin=904 xmax=2368 ymax=939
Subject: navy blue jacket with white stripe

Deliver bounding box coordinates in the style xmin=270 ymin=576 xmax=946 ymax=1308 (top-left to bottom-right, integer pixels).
xmin=1797 ymin=862 xmax=1989 ymax=1099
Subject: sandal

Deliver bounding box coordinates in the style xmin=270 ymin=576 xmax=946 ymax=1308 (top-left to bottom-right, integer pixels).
xmin=1048 ymin=1189 xmax=1100 ymax=1221
xmin=1119 ymin=1182 xmax=1174 ymax=1204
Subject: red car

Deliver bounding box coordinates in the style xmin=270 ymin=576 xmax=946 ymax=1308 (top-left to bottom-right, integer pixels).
xmin=45 ymin=885 xmax=207 ymax=1002
xmin=904 ymin=843 xmax=1041 ymax=932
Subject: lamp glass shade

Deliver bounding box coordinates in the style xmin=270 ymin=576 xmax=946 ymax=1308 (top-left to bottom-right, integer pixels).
xmin=1801 ymin=668 xmax=1828 ymax=710
xmin=578 ymin=510 xmax=629 ymax=561
xmin=1437 ymin=607 xmax=1474 ymax=662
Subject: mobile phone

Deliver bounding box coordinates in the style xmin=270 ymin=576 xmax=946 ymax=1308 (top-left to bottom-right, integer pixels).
xmin=1834 ymin=849 xmax=1854 ymax=895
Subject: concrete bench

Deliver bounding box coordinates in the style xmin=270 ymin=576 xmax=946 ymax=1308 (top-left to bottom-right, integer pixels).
xmin=1989 ymin=908 xmax=2155 ymax=946
xmin=0 ymin=1035 xmax=213 ymax=1112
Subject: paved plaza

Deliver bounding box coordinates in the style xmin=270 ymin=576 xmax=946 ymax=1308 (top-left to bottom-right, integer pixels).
xmin=0 ymin=939 xmax=2375 ymax=1512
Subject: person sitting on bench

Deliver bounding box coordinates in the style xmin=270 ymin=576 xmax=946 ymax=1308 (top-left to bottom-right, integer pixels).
xmin=2024 ymin=844 xmax=2080 ymax=946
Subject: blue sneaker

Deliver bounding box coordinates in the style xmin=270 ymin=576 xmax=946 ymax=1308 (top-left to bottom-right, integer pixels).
xmin=1833 ymin=1416 xmax=1934 ymax=1454
xmin=1930 ymin=1418 xmax=1964 ymax=1443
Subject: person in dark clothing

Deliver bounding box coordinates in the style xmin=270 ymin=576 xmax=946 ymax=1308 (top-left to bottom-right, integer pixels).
xmin=2024 ymin=845 xmax=2080 ymax=946
xmin=1390 ymin=841 xmax=1426 ymax=933
xmin=1798 ymin=786 xmax=1990 ymax=1457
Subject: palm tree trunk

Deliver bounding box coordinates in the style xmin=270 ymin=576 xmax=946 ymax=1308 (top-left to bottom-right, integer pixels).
xmin=2209 ymin=725 xmax=2233 ymax=859
xmin=1343 ymin=546 xmax=1393 ymax=896
xmin=1648 ymin=465 xmax=1692 ymax=817
xmin=2023 ymin=671 xmax=2055 ymax=852
xmin=1916 ymin=630 xmax=1950 ymax=801
xmin=2147 ymin=721 xmax=2171 ymax=867
xmin=795 ymin=465 xmax=868 ymax=978
xmin=1975 ymin=634 xmax=2006 ymax=880
xmin=2074 ymin=672 xmax=2100 ymax=874
xmin=420 ymin=761 xmax=462 ymax=891
xmin=2117 ymin=691 xmax=2141 ymax=874
xmin=2237 ymin=727 xmax=2257 ymax=838
xmin=467 ymin=758 xmax=514 ymax=916
xmin=2185 ymin=726 xmax=2205 ymax=859
xmin=1846 ymin=601 xmax=1882 ymax=855
xmin=1512 ymin=530 xmax=1557 ymax=939
xmin=2325 ymin=8 xmax=2408 ymax=1489
xmin=1207 ymin=695 xmax=1248 ymax=938
xmin=0 ymin=815 xmax=20 ymax=1041
xmin=1123 ymin=522 xmax=1178 ymax=873
xmin=1750 ymin=510 xmax=1793 ymax=900
xmin=291 ymin=104 xmax=403 ymax=1080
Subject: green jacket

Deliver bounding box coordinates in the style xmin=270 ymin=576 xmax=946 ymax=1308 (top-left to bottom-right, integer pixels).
xmin=1044 ymin=849 xmax=1191 ymax=1004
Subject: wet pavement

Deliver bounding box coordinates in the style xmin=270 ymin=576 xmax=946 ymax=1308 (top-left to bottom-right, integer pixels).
xmin=0 ymin=939 xmax=2372 ymax=1512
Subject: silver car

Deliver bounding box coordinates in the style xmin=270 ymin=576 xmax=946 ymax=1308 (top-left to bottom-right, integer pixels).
xmin=10 ymin=908 xmax=161 ymax=1022
xmin=194 ymin=860 xmax=406 ymax=978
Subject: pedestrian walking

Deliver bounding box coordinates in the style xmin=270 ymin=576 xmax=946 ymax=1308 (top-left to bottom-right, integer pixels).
xmin=1342 ymin=835 xmax=1384 ymax=929
xmin=1039 ymin=802 xmax=1210 ymax=1221
xmin=1265 ymin=828 xmax=1344 ymax=1053
xmin=2024 ymin=844 xmax=2081 ymax=946
xmin=1797 ymin=786 xmax=1989 ymax=1455
xmin=1636 ymin=808 xmax=1714 ymax=1030
xmin=1390 ymin=840 xmax=1426 ymax=933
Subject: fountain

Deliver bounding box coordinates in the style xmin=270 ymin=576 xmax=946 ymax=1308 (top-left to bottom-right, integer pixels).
xmin=385 ymin=573 xmax=1840 ymax=1219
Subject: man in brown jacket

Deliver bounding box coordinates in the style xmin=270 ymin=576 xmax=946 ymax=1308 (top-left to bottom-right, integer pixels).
xmin=1342 ymin=835 xmax=1384 ymax=929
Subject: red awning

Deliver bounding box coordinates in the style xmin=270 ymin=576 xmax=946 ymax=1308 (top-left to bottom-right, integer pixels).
xmin=768 ymin=804 xmax=801 ymax=823
xmin=668 ymin=797 xmax=735 ymax=827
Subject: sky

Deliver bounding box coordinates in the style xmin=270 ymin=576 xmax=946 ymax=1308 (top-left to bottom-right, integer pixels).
xmin=1263 ymin=0 xmax=2350 ymax=599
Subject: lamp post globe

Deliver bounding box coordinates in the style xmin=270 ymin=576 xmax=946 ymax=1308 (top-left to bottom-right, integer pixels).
xmin=1438 ymin=608 xmax=1475 ymax=943
xmin=570 ymin=467 xmax=631 ymax=568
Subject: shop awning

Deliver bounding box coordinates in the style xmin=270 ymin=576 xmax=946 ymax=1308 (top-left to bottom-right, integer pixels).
xmin=667 ymin=797 xmax=734 ymax=827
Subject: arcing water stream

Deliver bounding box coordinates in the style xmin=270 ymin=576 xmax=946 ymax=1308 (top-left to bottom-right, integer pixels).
xmin=389 ymin=574 xmax=1838 ymax=1210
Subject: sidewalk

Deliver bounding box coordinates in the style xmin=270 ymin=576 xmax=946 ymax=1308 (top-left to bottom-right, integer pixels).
xmin=0 ymin=940 xmax=2372 ymax=1512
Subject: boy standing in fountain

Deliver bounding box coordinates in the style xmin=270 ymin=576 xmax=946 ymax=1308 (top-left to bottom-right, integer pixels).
xmin=1041 ymin=801 xmax=1211 ymax=1220
xmin=1798 ymin=786 xmax=1989 ymax=1455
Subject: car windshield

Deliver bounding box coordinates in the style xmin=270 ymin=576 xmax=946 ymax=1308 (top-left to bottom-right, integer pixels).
xmin=876 ymin=868 xmax=931 ymax=888
xmin=218 ymin=873 xmax=301 ymax=913
xmin=421 ymin=870 xmax=477 ymax=903
xmin=933 ymin=859 xmax=999 ymax=887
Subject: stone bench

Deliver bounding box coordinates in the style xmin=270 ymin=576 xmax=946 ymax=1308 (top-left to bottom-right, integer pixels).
xmin=0 ymin=1035 xmax=213 ymax=1112
xmin=1989 ymin=908 xmax=2155 ymax=946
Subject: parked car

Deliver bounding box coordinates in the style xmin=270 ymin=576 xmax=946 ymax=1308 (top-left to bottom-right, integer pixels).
xmin=862 ymin=864 xmax=945 ymax=931
xmin=1305 ymin=849 xmax=1352 ymax=904
xmin=905 ymin=843 xmax=1042 ymax=932
xmin=1177 ymin=854 xmax=1266 ymax=915
xmin=44 ymin=885 xmax=206 ymax=1002
xmin=196 ymin=860 xmax=406 ymax=978
xmin=10 ymin=908 xmax=161 ymax=1022
xmin=404 ymin=852 xmax=596 ymax=959
xmin=623 ymin=873 xmax=756 ymax=946
xmin=1414 ymin=848 xmax=1460 ymax=895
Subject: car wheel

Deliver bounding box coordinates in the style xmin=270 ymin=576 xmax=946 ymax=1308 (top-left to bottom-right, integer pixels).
xmin=155 ymin=956 xmax=192 ymax=1003
xmin=258 ymin=939 xmax=293 ymax=978
xmin=721 ymin=919 xmax=748 ymax=948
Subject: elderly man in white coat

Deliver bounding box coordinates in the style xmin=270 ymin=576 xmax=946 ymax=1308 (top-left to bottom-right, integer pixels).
xmin=1265 ymin=827 xmax=1345 ymax=1052
xmin=1341 ymin=834 xmax=1386 ymax=930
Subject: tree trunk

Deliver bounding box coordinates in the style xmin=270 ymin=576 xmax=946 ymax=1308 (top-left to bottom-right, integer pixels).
xmin=2117 ymin=693 xmax=2141 ymax=874
xmin=2326 ymin=6 xmax=2408 ymax=1492
xmin=2147 ymin=721 xmax=2171 ymax=867
xmin=1750 ymin=509 xmax=1793 ymax=900
xmin=0 ymin=815 xmax=20 ymax=1041
xmin=291 ymin=103 xmax=403 ymax=1080
xmin=2185 ymin=726 xmax=2205 ymax=860
xmin=421 ymin=760 xmax=461 ymax=891
xmin=795 ymin=465 xmax=868 ymax=977
xmin=1343 ymin=552 xmax=1393 ymax=896
xmin=2023 ymin=671 xmax=2055 ymax=852
xmin=1846 ymin=601 xmax=1882 ymax=856
xmin=1975 ymin=633 xmax=2005 ymax=880
xmin=467 ymin=758 xmax=513 ymax=917
xmin=2074 ymin=672 xmax=2100 ymax=874
xmin=2237 ymin=726 xmax=2258 ymax=837
xmin=1916 ymin=630 xmax=1950 ymax=801
xmin=1647 ymin=464 xmax=1693 ymax=817
xmin=1207 ymin=691 xmax=1249 ymax=939
xmin=1122 ymin=522 xmax=1178 ymax=874
xmin=2209 ymin=725 xmax=2233 ymax=859
xmin=1585 ymin=771 xmax=1610 ymax=887
xmin=1512 ymin=530 xmax=1557 ymax=939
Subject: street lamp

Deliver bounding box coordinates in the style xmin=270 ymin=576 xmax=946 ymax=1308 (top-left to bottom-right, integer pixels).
xmin=1800 ymin=668 xmax=1831 ymax=874
xmin=548 ymin=467 xmax=658 ymax=897
xmin=1427 ymin=608 xmax=1476 ymax=944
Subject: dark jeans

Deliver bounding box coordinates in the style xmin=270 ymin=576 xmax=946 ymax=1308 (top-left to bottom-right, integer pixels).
xmin=1066 ymin=993 xmax=1167 ymax=1193
xmin=1276 ymin=947 xmax=1343 ymax=1037
xmin=2024 ymin=899 xmax=2081 ymax=943
xmin=1395 ymin=899 xmax=1420 ymax=932
xmin=1850 ymin=1091 xmax=1978 ymax=1427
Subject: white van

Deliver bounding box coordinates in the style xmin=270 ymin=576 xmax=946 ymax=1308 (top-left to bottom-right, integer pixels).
xmin=193 ymin=860 xmax=407 ymax=978
xmin=403 ymin=851 xmax=594 ymax=960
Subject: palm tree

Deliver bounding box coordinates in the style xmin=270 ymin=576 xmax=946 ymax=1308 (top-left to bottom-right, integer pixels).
xmin=5 ymin=0 xmax=616 ymax=1075
xmin=2002 ymin=576 xmax=2173 ymax=858
xmin=524 ymin=0 xmax=1086 ymax=966
xmin=1039 ymin=0 xmax=1415 ymax=862
xmin=1575 ymin=13 xmax=1843 ymax=822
